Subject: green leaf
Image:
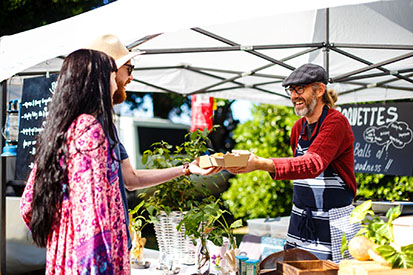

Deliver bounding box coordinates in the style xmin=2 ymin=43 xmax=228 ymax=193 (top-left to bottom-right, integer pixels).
xmin=376 ymin=245 xmax=397 ymax=267
xmin=375 ymin=223 xmax=393 ymax=243
xmin=396 ymin=252 xmax=413 ymax=269
xmin=341 ymin=232 xmax=348 ymax=257
xmin=350 ymin=200 xmax=373 ymax=224
xmin=386 ymin=205 xmax=401 ymax=224
xmin=209 ymin=230 xmax=224 ymax=247
xmin=141 ymin=153 xmax=148 ymax=165
xmin=230 ymin=219 xmax=243 ymax=229
xmin=402 ymin=244 xmax=413 ymax=257
xmin=148 ymin=205 xmax=155 ymax=216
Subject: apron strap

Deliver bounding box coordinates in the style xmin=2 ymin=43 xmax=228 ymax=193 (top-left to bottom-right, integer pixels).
xmin=297 ymin=208 xmax=317 ymax=243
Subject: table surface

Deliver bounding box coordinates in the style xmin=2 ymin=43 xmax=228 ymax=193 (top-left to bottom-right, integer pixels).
xmin=131 ymin=248 xmax=199 ymax=275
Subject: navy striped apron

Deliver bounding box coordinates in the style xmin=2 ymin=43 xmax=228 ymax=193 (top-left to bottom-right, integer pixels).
xmin=285 ymin=105 xmax=355 ymax=261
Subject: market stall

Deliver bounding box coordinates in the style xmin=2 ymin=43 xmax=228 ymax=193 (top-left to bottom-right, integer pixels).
xmin=1 ymin=0 xmax=412 ymax=274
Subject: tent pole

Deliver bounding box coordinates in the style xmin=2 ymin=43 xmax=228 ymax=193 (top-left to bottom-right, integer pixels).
xmin=333 ymin=51 xmax=413 ymax=81
xmin=191 ymin=27 xmax=295 ymax=71
xmin=141 ymin=43 xmax=322 ymax=55
xmin=323 ymin=8 xmax=330 ymax=79
xmin=333 ymin=43 xmax=413 ymax=50
xmin=339 ymin=82 xmax=413 ymax=96
xmin=0 ymin=80 xmax=7 ymax=274
xmin=337 ymin=69 xmax=413 ymax=82
xmin=330 ymin=47 xmax=413 ymax=84
xmin=185 ymin=47 xmax=320 ymax=95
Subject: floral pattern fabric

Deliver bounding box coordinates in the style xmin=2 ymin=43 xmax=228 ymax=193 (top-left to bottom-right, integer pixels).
xmin=20 ymin=114 xmax=130 ymax=274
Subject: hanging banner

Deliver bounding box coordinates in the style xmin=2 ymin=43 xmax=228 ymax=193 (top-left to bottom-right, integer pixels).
xmin=15 ymin=75 xmax=57 ymax=181
xmin=337 ymin=102 xmax=413 ymax=176
xmin=190 ymin=95 xmax=213 ymax=132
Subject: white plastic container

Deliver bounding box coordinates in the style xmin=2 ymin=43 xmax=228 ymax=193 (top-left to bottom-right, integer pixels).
xmin=247 ymin=217 xmax=290 ymax=237
xmin=392 ymin=216 xmax=413 ymax=246
xmin=247 ymin=219 xmax=272 ymax=236
xmin=270 ymin=216 xmax=290 ymax=239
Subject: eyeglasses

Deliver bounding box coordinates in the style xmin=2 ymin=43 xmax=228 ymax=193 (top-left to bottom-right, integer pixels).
xmin=124 ymin=64 xmax=134 ymax=76
xmin=285 ymin=83 xmax=315 ymax=96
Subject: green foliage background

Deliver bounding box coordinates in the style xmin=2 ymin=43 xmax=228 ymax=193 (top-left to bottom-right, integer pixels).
xmin=0 ymin=0 xmax=115 ymax=36
xmin=355 ymin=173 xmax=413 ymax=201
xmin=222 ymin=104 xmax=299 ymax=220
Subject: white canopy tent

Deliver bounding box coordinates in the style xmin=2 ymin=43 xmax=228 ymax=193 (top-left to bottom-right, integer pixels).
xmin=1 ymin=0 xmax=412 ymax=106
xmin=1 ymin=0 xmax=413 ymax=273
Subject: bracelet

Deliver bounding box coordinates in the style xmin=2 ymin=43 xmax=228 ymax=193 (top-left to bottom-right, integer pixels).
xmin=183 ymin=162 xmax=192 ymax=176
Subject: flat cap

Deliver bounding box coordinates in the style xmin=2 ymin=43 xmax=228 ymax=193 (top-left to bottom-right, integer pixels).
xmin=282 ymin=63 xmax=328 ymax=87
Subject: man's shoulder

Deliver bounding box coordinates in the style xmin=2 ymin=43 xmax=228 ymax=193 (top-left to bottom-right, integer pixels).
xmin=325 ymin=108 xmax=354 ymax=138
xmin=327 ymin=108 xmax=350 ymax=124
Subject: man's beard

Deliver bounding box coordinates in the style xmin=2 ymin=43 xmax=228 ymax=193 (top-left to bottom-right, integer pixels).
xmin=112 ymin=79 xmax=128 ymax=105
xmin=294 ymin=91 xmax=317 ymax=117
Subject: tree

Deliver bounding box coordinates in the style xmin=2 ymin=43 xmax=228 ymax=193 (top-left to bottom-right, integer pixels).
xmin=0 ymin=0 xmax=114 ymax=36
xmin=355 ymin=173 xmax=413 ymax=201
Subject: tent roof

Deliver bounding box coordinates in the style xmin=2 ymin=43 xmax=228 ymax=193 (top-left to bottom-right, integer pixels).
xmin=1 ymin=0 xmax=412 ymax=106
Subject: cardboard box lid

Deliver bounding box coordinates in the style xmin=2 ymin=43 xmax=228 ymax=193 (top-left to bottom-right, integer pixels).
xmin=197 ymin=151 xmax=250 ymax=168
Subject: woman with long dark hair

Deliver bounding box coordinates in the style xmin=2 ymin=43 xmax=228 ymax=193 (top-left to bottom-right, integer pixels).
xmin=20 ymin=49 xmax=130 ymax=274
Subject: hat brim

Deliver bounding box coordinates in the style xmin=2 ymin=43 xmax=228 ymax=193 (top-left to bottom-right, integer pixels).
xmin=116 ymin=51 xmax=144 ymax=68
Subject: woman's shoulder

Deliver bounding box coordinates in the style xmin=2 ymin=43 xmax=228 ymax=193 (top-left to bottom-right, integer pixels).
xmin=68 ymin=114 xmax=106 ymax=151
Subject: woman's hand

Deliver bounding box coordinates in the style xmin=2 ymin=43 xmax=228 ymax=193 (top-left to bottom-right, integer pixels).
xmin=189 ymin=160 xmax=223 ymax=176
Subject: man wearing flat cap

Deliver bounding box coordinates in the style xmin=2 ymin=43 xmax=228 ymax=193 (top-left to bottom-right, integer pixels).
xmin=226 ymin=64 xmax=358 ymax=263
xmin=86 ymin=34 xmax=222 ymax=250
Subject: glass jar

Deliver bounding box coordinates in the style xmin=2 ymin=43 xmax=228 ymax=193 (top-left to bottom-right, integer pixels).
xmin=246 ymin=259 xmax=260 ymax=275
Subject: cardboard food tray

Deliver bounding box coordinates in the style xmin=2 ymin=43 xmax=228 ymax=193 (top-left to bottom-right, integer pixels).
xmin=197 ymin=151 xmax=250 ymax=168
xmin=277 ymin=260 xmax=339 ymax=275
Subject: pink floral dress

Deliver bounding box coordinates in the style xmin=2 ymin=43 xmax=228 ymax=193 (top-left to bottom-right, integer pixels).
xmin=20 ymin=114 xmax=130 ymax=274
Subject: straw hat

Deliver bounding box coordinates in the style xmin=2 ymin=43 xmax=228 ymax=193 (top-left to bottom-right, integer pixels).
xmin=86 ymin=34 xmax=142 ymax=68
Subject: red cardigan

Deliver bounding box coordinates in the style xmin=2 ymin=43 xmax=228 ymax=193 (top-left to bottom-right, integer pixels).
xmin=271 ymin=107 xmax=357 ymax=196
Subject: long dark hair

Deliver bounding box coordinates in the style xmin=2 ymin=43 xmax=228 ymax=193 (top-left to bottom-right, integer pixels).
xmin=30 ymin=49 xmax=117 ymax=247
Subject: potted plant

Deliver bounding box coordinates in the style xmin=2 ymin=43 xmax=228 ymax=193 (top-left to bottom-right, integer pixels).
xmin=208 ymin=202 xmax=243 ymax=274
xmin=140 ymin=129 xmax=214 ymax=215
xmin=177 ymin=197 xmax=243 ymax=275
xmin=177 ymin=197 xmax=221 ymax=275
xmin=341 ymin=200 xmax=413 ymax=269
xmin=138 ymin=128 xmax=225 ymax=265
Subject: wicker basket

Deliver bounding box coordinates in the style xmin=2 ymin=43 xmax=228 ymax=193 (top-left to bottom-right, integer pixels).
xmin=154 ymin=211 xmax=196 ymax=266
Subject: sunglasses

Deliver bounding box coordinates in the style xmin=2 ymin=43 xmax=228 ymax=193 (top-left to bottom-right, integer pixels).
xmin=124 ymin=64 xmax=134 ymax=76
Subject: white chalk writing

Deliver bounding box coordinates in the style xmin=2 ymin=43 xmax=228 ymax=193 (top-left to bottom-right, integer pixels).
xmin=337 ymin=106 xmax=398 ymax=126
xmin=20 ymin=127 xmax=44 ymax=136
xmin=21 ymin=97 xmax=52 ymax=109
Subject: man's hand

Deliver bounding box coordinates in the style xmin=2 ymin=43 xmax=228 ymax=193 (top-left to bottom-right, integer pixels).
xmin=225 ymin=153 xmax=274 ymax=174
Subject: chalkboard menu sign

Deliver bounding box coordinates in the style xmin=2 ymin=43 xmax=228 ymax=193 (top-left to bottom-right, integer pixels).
xmin=337 ymin=102 xmax=413 ymax=176
xmin=15 ymin=74 xmax=58 ymax=180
